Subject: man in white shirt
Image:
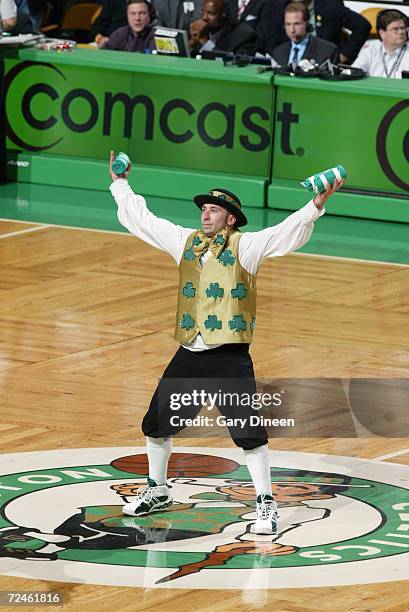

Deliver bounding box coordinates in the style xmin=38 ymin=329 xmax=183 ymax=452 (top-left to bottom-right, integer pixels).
xmin=353 ymin=9 xmax=409 ymax=78
xmin=109 ymin=151 xmax=344 ymax=535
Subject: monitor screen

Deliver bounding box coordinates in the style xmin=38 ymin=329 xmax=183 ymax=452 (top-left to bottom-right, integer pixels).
xmin=154 ymin=27 xmax=190 ymax=58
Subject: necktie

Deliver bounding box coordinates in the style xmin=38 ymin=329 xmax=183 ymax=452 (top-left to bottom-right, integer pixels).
xmin=292 ymin=46 xmax=299 ymax=70
xmin=191 ymin=227 xmax=231 ymax=259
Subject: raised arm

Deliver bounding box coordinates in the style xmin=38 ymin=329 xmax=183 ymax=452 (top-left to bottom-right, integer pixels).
xmin=109 ymin=152 xmax=194 ymax=264
xmin=239 ymin=179 xmax=344 ymax=274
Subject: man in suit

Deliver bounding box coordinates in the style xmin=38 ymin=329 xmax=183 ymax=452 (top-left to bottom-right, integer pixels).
xmin=190 ymin=0 xmax=258 ymax=56
xmin=272 ymin=2 xmax=338 ymax=67
xmin=262 ymin=0 xmax=370 ymax=64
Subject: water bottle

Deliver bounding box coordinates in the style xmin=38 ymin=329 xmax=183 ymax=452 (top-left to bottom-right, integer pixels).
xmin=301 ymin=165 xmax=347 ymax=193
xmin=112 ymin=152 xmax=130 ymax=175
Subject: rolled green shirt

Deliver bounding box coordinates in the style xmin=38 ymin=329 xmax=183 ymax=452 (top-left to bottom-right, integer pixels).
xmin=302 ymin=165 xmax=347 ymax=193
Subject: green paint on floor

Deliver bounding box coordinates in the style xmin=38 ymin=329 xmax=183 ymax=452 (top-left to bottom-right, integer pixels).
xmin=1 ymin=182 xmax=408 ymax=264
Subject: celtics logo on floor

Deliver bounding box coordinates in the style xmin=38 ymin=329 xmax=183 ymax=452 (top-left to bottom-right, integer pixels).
xmin=0 ymin=447 xmax=408 ymax=589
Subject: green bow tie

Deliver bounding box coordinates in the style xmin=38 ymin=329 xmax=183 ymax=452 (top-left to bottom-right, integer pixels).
xmin=192 ymin=229 xmax=230 ymax=259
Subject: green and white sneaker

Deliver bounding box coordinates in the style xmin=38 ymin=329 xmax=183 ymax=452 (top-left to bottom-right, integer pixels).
xmin=122 ymin=478 xmax=173 ymax=517
xmin=252 ymin=494 xmax=279 ymax=535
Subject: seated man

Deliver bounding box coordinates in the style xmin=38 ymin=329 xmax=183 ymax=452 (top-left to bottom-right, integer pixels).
xmin=154 ymin=0 xmax=201 ymax=30
xmin=102 ymin=0 xmax=156 ymax=53
xmin=262 ymin=0 xmax=370 ymax=64
xmin=90 ymin=0 xmax=127 ymax=47
xmin=190 ymin=0 xmax=258 ymax=56
xmin=353 ymin=9 xmax=409 ymax=78
xmin=271 ymin=2 xmax=338 ymax=67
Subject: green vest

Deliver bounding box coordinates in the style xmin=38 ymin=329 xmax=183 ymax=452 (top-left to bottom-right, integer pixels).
xmin=174 ymin=229 xmax=257 ymax=344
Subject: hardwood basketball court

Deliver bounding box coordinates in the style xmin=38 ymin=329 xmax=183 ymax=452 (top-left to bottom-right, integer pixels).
xmin=0 ymin=218 xmax=408 ymax=610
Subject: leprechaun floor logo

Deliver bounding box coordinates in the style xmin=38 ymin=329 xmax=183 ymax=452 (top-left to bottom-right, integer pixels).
xmin=0 ymin=447 xmax=408 ymax=589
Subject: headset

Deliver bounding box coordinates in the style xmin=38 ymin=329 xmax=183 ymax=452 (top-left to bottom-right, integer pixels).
xmin=376 ymin=9 xmax=409 ymax=38
xmin=127 ymin=0 xmax=157 ymax=24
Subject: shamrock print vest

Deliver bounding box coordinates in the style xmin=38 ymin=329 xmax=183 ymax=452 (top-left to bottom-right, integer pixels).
xmin=174 ymin=229 xmax=256 ymax=345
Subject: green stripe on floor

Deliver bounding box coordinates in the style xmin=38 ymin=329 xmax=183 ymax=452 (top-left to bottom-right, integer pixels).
xmin=1 ymin=182 xmax=408 ymax=264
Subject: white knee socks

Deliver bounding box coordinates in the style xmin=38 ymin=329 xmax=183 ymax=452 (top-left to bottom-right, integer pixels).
xmin=146 ymin=436 xmax=172 ymax=486
xmin=243 ymin=444 xmax=272 ymax=497
xmin=146 ymin=438 xmax=271 ymax=496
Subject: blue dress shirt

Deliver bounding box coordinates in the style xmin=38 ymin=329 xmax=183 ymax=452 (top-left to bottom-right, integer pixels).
xmin=289 ymin=34 xmax=311 ymax=65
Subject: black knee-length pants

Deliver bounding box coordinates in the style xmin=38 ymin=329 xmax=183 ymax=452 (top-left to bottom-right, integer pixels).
xmin=142 ymin=343 xmax=268 ymax=450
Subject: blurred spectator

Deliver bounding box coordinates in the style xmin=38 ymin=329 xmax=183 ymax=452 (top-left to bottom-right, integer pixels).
xmin=230 ymin=0 xmax=270 ymax=45
xmin=154 ymin=0 xmax=201 ymax=30
xmin=353 ymin=9 xmax=409 ymax=78
xmin=90 ymin=0 xmax=127 ymax=47
xmin=0 ymin=0 xmax=17 ymax=31
xmin=13 ymin=0 xmax=47 ymax=33
xmin=261 ymin=0 xmax=371 ymax=64
xmin=190 ymin=0 xmax=258 ymax=56
xmin=102 ymin=0 xmax=156 ymax=52
xmin=271 ymin=2 xmax=338 ymax=66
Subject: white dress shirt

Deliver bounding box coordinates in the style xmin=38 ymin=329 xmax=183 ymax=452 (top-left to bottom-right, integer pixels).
xmin=110 ymin=179 xmax=324 ymax=350
xmin=352 ymin=40 xmax=409 ymax=78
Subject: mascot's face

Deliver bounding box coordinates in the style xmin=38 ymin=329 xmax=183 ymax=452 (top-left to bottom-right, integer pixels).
xmin=201 ymin=204 xmax=236 ymax=236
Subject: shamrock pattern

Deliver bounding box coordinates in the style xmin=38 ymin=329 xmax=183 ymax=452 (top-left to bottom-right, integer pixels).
xmin=204 ymin=315 xmax=222 ymax=331
xmin=231 ymin=283 xmax=247 ymax=300
xmin=182 ymin=282 xmax=196 ymax=298
xmin=180 ymin=313 xmax=195 ymax=330
xmin=206 ymin=283 xmax=224 ymax=299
